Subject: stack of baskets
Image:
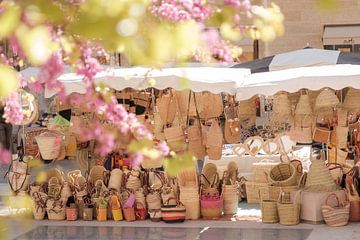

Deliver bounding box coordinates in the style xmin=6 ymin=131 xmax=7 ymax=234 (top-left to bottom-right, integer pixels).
xmin=178 ymin=169 xmax=200 ymax=220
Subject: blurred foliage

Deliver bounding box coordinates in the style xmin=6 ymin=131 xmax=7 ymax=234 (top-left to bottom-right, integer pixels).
xmin=163 ymin=152 xmax=196 ymax=176
xmin=316 ymin=0 xmax=338 ymax=11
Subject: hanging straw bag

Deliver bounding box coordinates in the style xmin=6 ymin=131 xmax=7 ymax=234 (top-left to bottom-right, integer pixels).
xmin=203 ymin=119 xmax=223 ymax=160
xmin=343 ymin=87 xmax=360 ymax=113
xmin=175 ymin=90 xmax=197 ymax=117
xmin=196 ymin=92 xmax=223 ymax=119
xmin=314 ymin=88 xmax=340 ymax=111
xmin=35 ymin=131 xmax=63 ymax=160
xmin=322 ymin=193 xmax=350 ymax=227
xmin=295 ymin=90 xmax=312 ymax=115
xmin=157 ymin=90 xmax=176 ymax=124
xmin=108 ymin=169 xmax=123 ymax=192
xmin=161 ymin=198 xmax=186 ymax=223
xmin=277 ymin=190 xmax=301 ymax=225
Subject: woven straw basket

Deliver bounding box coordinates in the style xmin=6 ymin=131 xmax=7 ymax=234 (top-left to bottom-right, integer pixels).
xmin=223 ymin=184 xmax=239 ymax=215
xmin=245 ymin=182 xmax=269 ymax=204
xmin=305 ymin=159 xmax=338 ymax=192
xmin=277 ymin=191 xmax=301 ymax=225
xmin=180 ymin=187 xmax=200 ymax=220
xmin=322 ymin=193 xmax=350 ymax=227
xmin=268 ymin=163 xmax=297 ymax=187
xmin=295 ymin=92 xmax=312 ymax=115
xmin=343 ymin=87 xmax=360 ymax=113
xmin=261 ymin=200 xmax=279 ymax=223
xmin=36 ymin=132 xmax=62 ymax=160
xmin=314 ymin=88 xmax=339 ymax=111
xmin=253 ymin=159 xmax=278 ymax=183
xmin=46 ymin=199 xmax=66 ymax=220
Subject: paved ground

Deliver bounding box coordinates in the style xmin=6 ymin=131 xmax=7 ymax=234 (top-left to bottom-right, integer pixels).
xmin=2 ymin=218 xmax=360 ymax=240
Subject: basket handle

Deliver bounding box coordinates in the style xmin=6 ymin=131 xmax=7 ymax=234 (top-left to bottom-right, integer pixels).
xmin=325 ymin=193 xmax=340 ymax=207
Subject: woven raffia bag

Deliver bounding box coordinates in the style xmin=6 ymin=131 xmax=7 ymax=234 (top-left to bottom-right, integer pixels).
xmin=125 ymin=170 xmax=142 ymax=191
xmin=35 ymin=131 xmax=62 ymax=160
xmin=261 ymin=199 xmax=279 ymax=223
xmin=157 ymin=90 xmax=176 ymax=124
xmin=343 ymin=87 xmax=360 ymax=113
xmin=202 ymin=119 xmax=223 ymax=160
xmin=196 ymin=92 xmax=223 ymax=119
xmin=295 ymin=91 xmax=312 ymax=115
xmin=23 ymin=127 xmax=48 ymax=157
xmin=178 ymin=169 xmax=200 ymax=220
xmin=237 ymin=97 xmax=256 ymax=128
xmin=314 ymin=88 xmax=340 ymax=110
xmin=187 ymin=121 xmax=206 ymax=159
xmin=270 ymin=92 xmax=293 ymax=126
xmin=277 ymin=190 xmax=301 ymax=225
xmin=222 ymin=171 xmax=239 ymax=215
xmin=321 ymin=193 xmax=350 ymax=227
xmin=32 ymin=192 xmax=47 ymax=220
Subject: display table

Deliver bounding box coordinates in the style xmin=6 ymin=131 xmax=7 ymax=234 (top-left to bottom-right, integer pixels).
xmin=204 ymin=154 xmax=281 ymax=181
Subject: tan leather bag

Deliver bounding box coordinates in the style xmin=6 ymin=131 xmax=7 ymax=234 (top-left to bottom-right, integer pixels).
xmin=157 ymin=90 xmax=176 ymax=124
xmin=196 ymin=92 xmax=223 ymax=119
xmin=203 ymin=119 xmax=223 ymax=160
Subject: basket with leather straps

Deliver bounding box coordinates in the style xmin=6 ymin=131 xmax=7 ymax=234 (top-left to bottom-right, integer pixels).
xmin=32 ymin=192 xmax=48 ymax=220
xmin=321 ymin=193 xmax=350 ymax=227
xmin=8 ymin=156 xmax=30 ymax=194
xmin=161 ymin=197 xmax=186 ymax=223
xmin=35 ymin=131 xmax=63 ymax=160
xmin=224 ymin=98 xmax=241 ymax=144
xmin=277 ymin=190 xmax=301 ymax=225
xmin=23 ymin=127 xmax=48 ymax=157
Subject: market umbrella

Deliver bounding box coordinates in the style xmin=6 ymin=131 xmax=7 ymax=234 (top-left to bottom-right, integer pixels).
xmin=235 ymin=64 xmax=360 ymax=100
xmin=232 ymin=48 xmax=360 ymax=73
xmin=38 ymin=66 xmax=250 ymax=98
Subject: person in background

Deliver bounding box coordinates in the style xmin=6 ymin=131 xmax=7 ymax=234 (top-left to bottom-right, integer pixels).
xmin=0 ymin=102 xmax=13 ymax=152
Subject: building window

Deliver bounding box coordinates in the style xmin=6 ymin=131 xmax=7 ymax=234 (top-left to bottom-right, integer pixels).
xmin=323 ymin=24 xmax=360 ymax=53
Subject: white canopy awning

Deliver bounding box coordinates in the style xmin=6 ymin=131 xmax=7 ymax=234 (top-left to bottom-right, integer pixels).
xmin=236 ymin=64 xmax=360 ymax=100
xmin=20 ymin=66 xmax=250 ymax=98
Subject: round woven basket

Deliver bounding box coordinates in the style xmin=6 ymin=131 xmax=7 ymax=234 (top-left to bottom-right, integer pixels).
xmin=343 ymin=87 xmax=360 ymax=113
xmin=261 ymin=200 xmax=279 ymax=223
xmin=314 ymin=88 xmax=339 ymax=111
xmin=269 ymin=163 xmax=297 ymax=187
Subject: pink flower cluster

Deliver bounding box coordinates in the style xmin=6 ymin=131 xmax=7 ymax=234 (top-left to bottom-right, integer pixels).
xmin=3 ymin=92 xmax=24 ymax=125
xmin=0 ymin=146 xmax=11 ymax=165
xmin=29 ymin=52 xmax=65 ymax=94
xmin=224 ymin=0 xmax=252 ymax=12
xmin=200 ymin=29 xmax=233 ymax=62
xmin=150 ymin=0 xmax=212 ymax=22
xmin=76 ymin=45 xmax=102 ymax=81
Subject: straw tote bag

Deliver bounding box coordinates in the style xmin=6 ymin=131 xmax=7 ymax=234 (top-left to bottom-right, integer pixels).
xmin=196 ymin=92 xmax=223 ymax=119
xmin=224 ymin=103 xmax=241 ymax=144
xmin=202 ymin=119 xmax=223 ymax=160
xmin=295 ymin=90 xmax=312 ymax=115
xmin=188 ymin=120 xmax=206 ymax=159
xmin=157 ymin=90 xmax=176 ymax=125
xmin=237 ymin=97 xmax=256 ymax=128
xmin=175 ymin=90 xmax=197 ymax=117
xmin=343 ymin=87 xmax=360 ymax=113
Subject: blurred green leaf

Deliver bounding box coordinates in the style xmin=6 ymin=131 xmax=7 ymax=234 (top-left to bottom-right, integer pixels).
xmin=163 ymin=152 xmax=196 ymax=176
xmin=0 ymin=65 xmax=19 ymax=98
xmin=0 ymin=3 xmax=21 ymax=39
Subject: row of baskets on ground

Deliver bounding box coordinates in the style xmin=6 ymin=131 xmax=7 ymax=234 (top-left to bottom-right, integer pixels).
xmin=25 ymin=162 xmax=244 ymax=222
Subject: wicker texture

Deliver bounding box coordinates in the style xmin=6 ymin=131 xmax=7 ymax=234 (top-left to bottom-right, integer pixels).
xmin=253 ymin=159 xmax=278 ymax=183
xmin=245 ymin=182 xmax=269 ymax=204
xmin=223 ymin=184 xmax=239 ymax=215
xmin=322 ymin=193 xmax=350 ymax=227
xmin=277 ymin=191 xmax=301 ymax=225
xmin=305 ymin=159 xmax=338 ymax=192
xmin=314 ymin=88 xmax=339 ymax=111
xmin=261 ymin=200 xmax=279 ymax=223
xmin=343 ymin=87 xmax=360 ymax=113
xmin=269 ymin=163 xmax=297 ymax=187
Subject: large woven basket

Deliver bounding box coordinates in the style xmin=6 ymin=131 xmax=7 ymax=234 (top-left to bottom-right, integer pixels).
xmin=261 ymin=200 xmax=279 ymax=223
xmin=277 ymin=191 xmax=301 ymax=225
xmin=35 ymin=132 xmax=62 ymax=160
xmin=343 ymin=87 xmax=360 ymax=113
xmin=322 ymin=193 xmax=350 ymax=227
xmin=23 ymin=127 xmax=48 ymax=157
xmin=295 ymin=92 xmax=312 ymax=115
xmin=305 ymin=158 xmax=338 ymax=192
xmin=268 ymin=163 xmax=297 ymax=187
xmin=314 ymin=88 xmax=339 ymax=111
xmin=268 ymin=185 xmax=299 ymax=202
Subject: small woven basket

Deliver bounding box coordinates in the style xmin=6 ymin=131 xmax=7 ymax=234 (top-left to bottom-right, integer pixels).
xmin=36 ymin=132 xmax=62 ymax=160
xmin=277 ymin=191 xmax=301 ymax=225
xmin=223 ymin=184 xmax=239 ymax=215
xmin=245 ymin=182 xmax=269 ymax=204
xmin=322 ymin=193 xmax=350 ymax=227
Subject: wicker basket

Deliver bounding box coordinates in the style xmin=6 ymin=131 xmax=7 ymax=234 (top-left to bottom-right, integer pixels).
xmin=305 ymin=158 xmax=338 ymax=192
xmin=295 ymin=91 xmax=312 ymax=115
xmin=35 ymin=132 xmax=62 ymax=160
xmin=322 ymin=193 xmax=350 ymax=227
xmin=253 ymin=159 xmax=278 ymax=183
xmin=343 ymin=87 xmax=360 ymax=113
xmin=46 ymin=199 xmax=66 ymax=220
xmin=277 ymin=191 xmax=301 ymax=225
xmin=245 ymin=182 xmax=269 ymax=204
xmin=223 ymin=184 xmax=239 ymax=215
xmin=261 ymin=200 xmax=279 ymax=223
xmin=314 ymin=88 xmax=339 ymax=111
xmin=200 ymin=195 xmax=223 ymax=219
xmin=268 ymin=163 xmax=297 ymax=187
xmin=23 ymin=127 xmax=48 ymax=157
xmin=268 ymin=185 xmax=299 ymax=202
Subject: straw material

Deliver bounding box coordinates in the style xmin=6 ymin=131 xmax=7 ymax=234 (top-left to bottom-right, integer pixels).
xmin=175 ymin=90 xmax=197 ymax=117
xmin=322 ymin=193 xmax=350 ymax=227
xmin=343 ymin=87 xmax=360 ymax=113
xmin=46 ymin=168 xmax=64 ymax=184
xmin=196 ymin=92 xmax=223 ymax=119
xmin=227 ymin=161 xmax=238 ymax=184
xmin=177 ymin=168 xmax=198 ymax=187
xmin=336 ymin=126 xmax=348 ymax=149
xmin=36 ymin=132 xmax=62 ymax=160
xmin=157 ymin=90 xmax=177 ymax=124
xmin=305 ymin=159 xmax=339 ymax=192
xmin=245 ymin=182 xmax=269 ymax=204
xmin=223 ymin=184 xmax=239 ymax=215
xmin=187 ymin=123 xmax=206 ymax=160
xmin=88 ymin=166 xmax=106 ymax=187
xmin=238 ymin=97 xmax=257 ymax=116
xmin=269 ymin=163 xmax=297 ymax=187
xmin=125 ymin=170 xmax=142 ymax=191
xmin=271 ymin=92 xmax=292 ymax=125
xmin=295 ymin=92 xmax=312 ymax=115
xmin=336 ymin=108 xmax=348 ymax=127
xmin=268 ymin=185 xmax=299 ymax=202
xmin=290 ymin=159 xmax=303 ymax=184
xmin=135 ymin=188 xmax=146 ymax=207
xmin=261 ymin=200 xmax=279 ymax=223
xmin=146 ymin=191 xmax=162 ymax=210
xmin=201 ymin=163 xmax=218 ymax=188
xmin=253 ymin=159 xmax=278 ymax=183
xmin=314 ymin=88 xmax=339 ymax=111
xmin=108 ymin=169 xmax=123 ymax=192
xmin=179 ymin=186 xmax=200 ymax=220
xmin=46 ymin=198 xmax=66 ymax=220
xmin=277 ymin=191 xmax=301 ymax=225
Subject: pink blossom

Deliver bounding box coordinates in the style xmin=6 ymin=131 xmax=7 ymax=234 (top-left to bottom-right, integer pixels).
xmin=129 ymin=153 xmax=144 ymax=168
xmin=3 ymin=92 xmax=24 ymax=125
xmin=0 ymin=146 xmax=11 ymax=165
xmin=157 ymin=141 xmax=170 ymax=156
